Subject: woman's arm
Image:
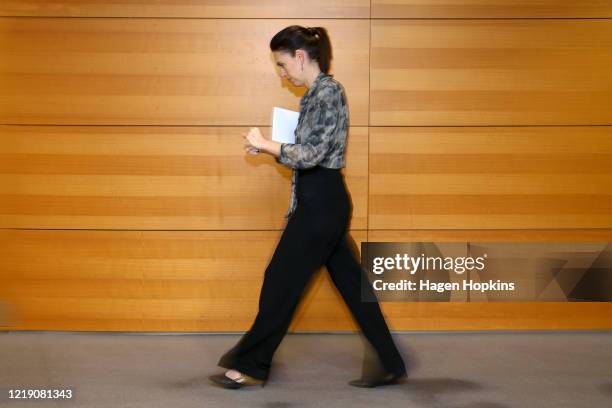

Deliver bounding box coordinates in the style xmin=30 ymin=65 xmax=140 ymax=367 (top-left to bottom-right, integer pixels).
xmin=243 ymin=86 xmax=341 ymax=167
xmin=261 ymin=138 xmax=281 ymax=158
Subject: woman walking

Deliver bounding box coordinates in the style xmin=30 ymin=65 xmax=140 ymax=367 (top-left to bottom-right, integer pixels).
xmin=209 ymin=25 xmax=407 ymax=389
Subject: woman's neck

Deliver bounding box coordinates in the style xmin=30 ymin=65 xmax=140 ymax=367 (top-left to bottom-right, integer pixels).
xmin=304 ymin=67 xmax=322 ymax=88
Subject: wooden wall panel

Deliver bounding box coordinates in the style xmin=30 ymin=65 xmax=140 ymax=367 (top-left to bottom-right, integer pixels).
xmin=2 ymin=5 xmax=612 ymax=332
xmin=372 ymin=0 xmax=612 ymax=18
xmin=0 ymin=18 xmax=369 ymax=126
xmin=0 ymin=229 xmax=368 ymax=332
xmin=368 ymin=230 xmax=612 ymax=330
xmin=3 ymin=229 xmax=610 ymax=331
xmin=0 ymin=1 xmax=370 ymax=18
xmin=369 ymin=126 xmax=612 ymax=230
xmin=370 ymin=19 xmax=612 ymax=126
xmin=0 ymin=125 xmax=368 ymax=230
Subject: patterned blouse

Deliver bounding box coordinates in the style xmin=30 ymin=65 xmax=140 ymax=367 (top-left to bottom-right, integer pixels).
xmin=275 ymin=71 xmax=349 ymax=219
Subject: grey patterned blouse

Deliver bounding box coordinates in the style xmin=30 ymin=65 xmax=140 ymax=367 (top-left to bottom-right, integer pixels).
xmin=275 ymin=71 xmax=349 ymax=219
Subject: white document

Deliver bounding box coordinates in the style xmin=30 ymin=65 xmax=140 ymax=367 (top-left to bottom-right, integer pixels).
xmin=271 ymin=106 xmax=299 ymax=144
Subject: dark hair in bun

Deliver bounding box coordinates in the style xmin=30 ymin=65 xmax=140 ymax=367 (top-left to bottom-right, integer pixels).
xmin=270 ymin=25 xmax=333 ymax=74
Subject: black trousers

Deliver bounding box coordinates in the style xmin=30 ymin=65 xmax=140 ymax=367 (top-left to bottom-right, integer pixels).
xmin=217 ymin=165 xmax=407 ymax=380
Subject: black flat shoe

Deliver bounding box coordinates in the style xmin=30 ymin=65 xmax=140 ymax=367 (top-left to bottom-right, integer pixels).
xmin=348 ymin=372 xmax=407 ymax=388
xmin=209 ymin=372 xmax=265 ymax=389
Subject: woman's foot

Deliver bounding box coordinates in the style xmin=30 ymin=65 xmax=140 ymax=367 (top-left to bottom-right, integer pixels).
xmin=224 ymin=369 xmax=243 ymax=381
xmin=209 ymin=369 xmax=265 ymax=389
xmin=348 ymin=371 xmax=407 ymax=388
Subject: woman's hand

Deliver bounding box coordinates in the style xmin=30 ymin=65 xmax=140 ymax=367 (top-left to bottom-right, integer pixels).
xmin=244 ymin=145 xmax=260 ymax=155
xmin=241 ymin=127 xmax=282 ymax=158
xmin=242 ymin=127 xmax=267 ymax=155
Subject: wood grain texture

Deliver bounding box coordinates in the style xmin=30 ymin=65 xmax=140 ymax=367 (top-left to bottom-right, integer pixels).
xmin=2 ymin=229 xmax=611 ymax=331
xmin=0 ymin=0 xmax=370 ymax=18
xmin=372 ymin=0 xmax=612 ymax=18
xmin=0 ymin=229 xmax=369 ymax=332
xmin=369 ymin=126 xmax=612 ymax=229
xmin=368 ymin=230 xmax=612 ymax=330
xmin=2 ymin=10 xmax=612 ymax=332
xmin=0 ymin=125 xmax=368 ymax=230
xmin=370 ymin=19 xmax=612 ymax=126
xmin=0 ymin=18 xmax=369 ymax=126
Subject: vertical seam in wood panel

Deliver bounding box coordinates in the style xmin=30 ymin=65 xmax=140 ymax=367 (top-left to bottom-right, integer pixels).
xmin=367 ymin=2 xmax=372 ymax=245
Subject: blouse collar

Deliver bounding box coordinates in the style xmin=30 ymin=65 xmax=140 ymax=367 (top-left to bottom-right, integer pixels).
xmin=302 ymin=71 xmax=330 ymax=103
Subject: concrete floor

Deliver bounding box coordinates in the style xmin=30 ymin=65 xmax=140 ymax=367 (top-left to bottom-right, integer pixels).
xmin=1 ymin=330 xmax=611 ymax=408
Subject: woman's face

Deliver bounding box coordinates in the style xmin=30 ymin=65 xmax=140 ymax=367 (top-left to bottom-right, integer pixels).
xmin=273 ymin=50 xmax=304 ymax=87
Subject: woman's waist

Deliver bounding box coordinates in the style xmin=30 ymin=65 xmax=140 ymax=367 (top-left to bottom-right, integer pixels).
xmin=297 ymin=165 xmax=343 ymax=179
xmin=296 ymin=166 xmax=347 ymax=197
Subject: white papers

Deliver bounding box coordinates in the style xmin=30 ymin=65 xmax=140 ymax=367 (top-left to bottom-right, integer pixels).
xmin=271 ymin=107 xmax=299 ymax=144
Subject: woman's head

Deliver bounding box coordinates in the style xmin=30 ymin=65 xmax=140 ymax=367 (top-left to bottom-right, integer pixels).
xmin=270 ymin=25 xmax=332 ymax=86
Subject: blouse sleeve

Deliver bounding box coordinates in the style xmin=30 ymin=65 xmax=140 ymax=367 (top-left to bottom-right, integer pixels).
xmin=276 ymin=87 xmax=341 ymax=169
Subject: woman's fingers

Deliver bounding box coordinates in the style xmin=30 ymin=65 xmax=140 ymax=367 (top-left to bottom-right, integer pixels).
xmin=244 ymin=144 xmax=260 ymax=155
xmin=242 ymin=128 xmax=262 ymax=153
xmin=245 ymin=128 xmax=263 ymax=145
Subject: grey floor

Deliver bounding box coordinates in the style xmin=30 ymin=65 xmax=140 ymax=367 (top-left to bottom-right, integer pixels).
xmin=1 ymin=330 xmax=611 ymax=408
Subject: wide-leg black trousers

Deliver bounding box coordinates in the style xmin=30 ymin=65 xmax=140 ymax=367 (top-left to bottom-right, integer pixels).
xmin=217 ymin=165 xmax=406 ymax=380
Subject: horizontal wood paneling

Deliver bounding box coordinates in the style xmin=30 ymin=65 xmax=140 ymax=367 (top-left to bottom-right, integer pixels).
xmin=372 ymin=0 xmax=612 ymax=18
xmin=7 ymin=0 xmax=610 ymax=19
xmin=2 ymin=9 xmax=612 ymax=332
xmin=370 ymin=19 xmax=612 ymax=126
xmin=369 ymin=126 xmax=612 ymax=229
xmin=369 ymin=229 xmax=612 ymax=242
xmin=0 ymin=229 xmax=368 ymax=332
xmin=0 ymin=1 xmax=370 ymax=18
xmin=3 ymin=229 xmax=611 ymax=331
xmin=0 ymin=125 xmax=368 ymax=230
xmin=0 ymin=18 xmax=369 ymax=126
xmin=368 ymin=229 xmax=612 ymax=330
